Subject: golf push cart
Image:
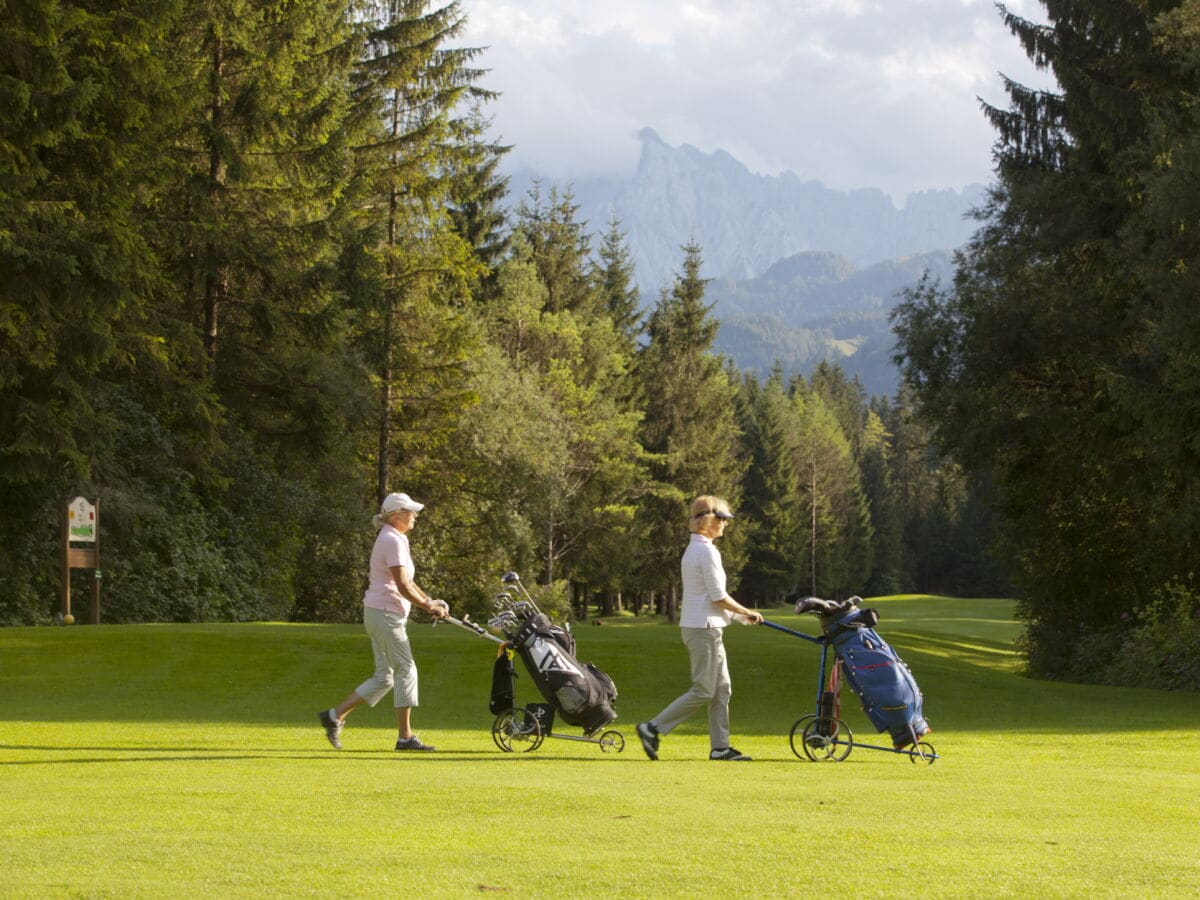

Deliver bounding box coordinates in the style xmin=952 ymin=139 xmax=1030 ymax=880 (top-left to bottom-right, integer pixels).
xmin=761 ymin=596 xmax=939 ymax=764
xmin=438 ymin=572 xmax=625 ymax=754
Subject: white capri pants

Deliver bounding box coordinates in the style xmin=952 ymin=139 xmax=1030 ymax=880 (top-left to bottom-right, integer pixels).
xmin=355 ymin=606 xmax=419 ymax=708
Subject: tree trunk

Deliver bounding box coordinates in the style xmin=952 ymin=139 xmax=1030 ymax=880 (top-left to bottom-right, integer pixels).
xmin=203 ymin=33 xmax=226 ymax=365
xmin=810 ymin=458 xmax=818 ymax=596
xmin=376 ymin=305 xmax=392 ymax=500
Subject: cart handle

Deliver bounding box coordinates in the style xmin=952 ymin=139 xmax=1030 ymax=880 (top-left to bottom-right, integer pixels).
xmin=758 ymin=618 xmax=824 ymax=644
xmin=435 ymin=613 xmax=507 ymax=644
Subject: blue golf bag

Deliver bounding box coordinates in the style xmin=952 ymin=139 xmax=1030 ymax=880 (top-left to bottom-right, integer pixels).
xmin=800 ymin=598 xmax=931 ymax=748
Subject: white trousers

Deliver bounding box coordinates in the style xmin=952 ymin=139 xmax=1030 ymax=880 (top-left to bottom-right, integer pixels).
xmin=651 ymin=625 xmax=732 ymax=750
xmin=356 ymin=607 xmax=419 ymax=708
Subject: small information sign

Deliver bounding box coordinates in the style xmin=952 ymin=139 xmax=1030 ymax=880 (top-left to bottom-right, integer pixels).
xmin=61 ymin=496 xmax=101 ymax=624
xmin=68 ymin=497 xmax=97 ymax=542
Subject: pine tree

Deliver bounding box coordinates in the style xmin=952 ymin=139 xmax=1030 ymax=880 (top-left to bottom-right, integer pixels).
xmin=736 ymin=369 xmax=805 ymax=603
xmin=893 ymin=1 xmax=1191 ymax=677
xmin=593 ymin=214 xmax=643 ymax=352
xmin=636 ymin=242 xmax=745 ymax=616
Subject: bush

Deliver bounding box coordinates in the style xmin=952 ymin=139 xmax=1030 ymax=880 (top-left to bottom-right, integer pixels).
xmin=1019 ymin=581 xmax=1200 ymax=691
xmin=1100 ymin=581 xmax=1200 ymax=691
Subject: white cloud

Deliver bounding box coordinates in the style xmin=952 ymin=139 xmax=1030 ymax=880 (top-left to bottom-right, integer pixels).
xmin=460 ymin=0 xmax=1055 ymax=200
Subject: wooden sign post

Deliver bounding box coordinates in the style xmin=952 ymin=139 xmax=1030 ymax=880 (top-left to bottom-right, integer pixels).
xmin=61 ymin=496 xmax=101 ymax=625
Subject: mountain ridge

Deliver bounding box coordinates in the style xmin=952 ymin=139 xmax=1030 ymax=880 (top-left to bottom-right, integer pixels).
xmin=508 ymin=127 xmax=983 ymax=291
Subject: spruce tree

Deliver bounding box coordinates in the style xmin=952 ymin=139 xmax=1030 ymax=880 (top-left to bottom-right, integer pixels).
xmin=0 ymin=0 xmax=228 ymax=621
xmin=893 ymin=1 xmax=1192 ymax=677
xmin=593 ymin=214 xmax=643 ymax=352
xmin=476 ymin=210 xmax=648 ymax=606
xmin=515 ymin=183 xmax=596 ymax=316
xmin=636 ymin=242 xmax=745 ymax=615
xmin=736 ymin=369 xmax=805 ymax=603
xmin=791 ymin=388 xmax=873 ymax=598
xmin=860 ymin=401 xmax=904 ymax=595
xmin=445 ymin=105 xmax=511 ymax=298
xmin=349 ymin=0 xmax=492 ymax=501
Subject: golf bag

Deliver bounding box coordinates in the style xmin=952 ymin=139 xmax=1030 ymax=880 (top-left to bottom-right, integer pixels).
xmin=798 ymin=597 xmax=931 ymax=747
xmin=501 ymin=613 xmax=618 ymax=735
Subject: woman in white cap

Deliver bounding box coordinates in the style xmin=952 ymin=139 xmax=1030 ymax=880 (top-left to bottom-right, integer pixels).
xmin=637 ymin=494 xmax=763 ymax=761
xmin=318 ymin=492 xmax=449 ymax=751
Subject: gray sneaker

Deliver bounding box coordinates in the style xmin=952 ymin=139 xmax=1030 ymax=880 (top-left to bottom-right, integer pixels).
xmin=636 ymin=721 xmax=659 ymax=760
xmin=395 ymin=734 xmax=436 ymax=752
xmin=318 ymin=709 xmax=343 ymax=749
xmin=709 ymin=747 xmax=751 ymax=761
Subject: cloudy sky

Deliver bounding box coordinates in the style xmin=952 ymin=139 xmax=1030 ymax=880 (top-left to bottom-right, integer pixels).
xmin=459 ymin=0 xmax=1055 ymax=202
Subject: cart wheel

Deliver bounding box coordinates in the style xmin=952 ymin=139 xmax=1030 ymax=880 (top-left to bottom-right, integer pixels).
xmin=800 ymin=716 xmax=853 ymax=761
xmin=908 ymin=741 xmax=937 ymax=765
xmin=787 ymin=716 xmax=815 ymax=759
xmin=491 ymin=707 xmax=543 ymax=752
xmin=598 ymin=730 xmax=625 ymax=753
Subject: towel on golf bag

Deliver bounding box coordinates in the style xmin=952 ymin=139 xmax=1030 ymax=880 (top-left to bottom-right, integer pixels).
xmin=512 ymin=613 xmax=618 ymax=735
xmin=817 ymin=603 xmax=931 ymax=747
xmin=489 ymin=651 xmax=516 ymax=715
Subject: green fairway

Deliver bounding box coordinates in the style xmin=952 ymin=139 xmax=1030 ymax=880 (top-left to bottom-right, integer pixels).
xmin=2 ymin=597 xmax=1198 ymax=897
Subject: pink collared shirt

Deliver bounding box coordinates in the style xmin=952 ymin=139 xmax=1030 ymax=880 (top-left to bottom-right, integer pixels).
xmin=362 ymin=524 xmax=414 ymax=617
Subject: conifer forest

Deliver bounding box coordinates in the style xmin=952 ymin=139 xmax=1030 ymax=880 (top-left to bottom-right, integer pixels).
xmin=3 ymin=1 xmax=1198 ymax=688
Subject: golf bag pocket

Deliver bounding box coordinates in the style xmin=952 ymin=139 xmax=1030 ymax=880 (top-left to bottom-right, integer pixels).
xmin=527 ymin=701 xmax=556 ymax=733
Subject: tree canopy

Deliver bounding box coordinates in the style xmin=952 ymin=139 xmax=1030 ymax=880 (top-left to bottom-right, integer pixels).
xmin=893 ymin=0 xmax=1200 ymax=683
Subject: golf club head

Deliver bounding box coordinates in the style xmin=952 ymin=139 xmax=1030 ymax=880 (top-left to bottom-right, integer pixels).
xmin=505 ymin=572 xmax=538 ymax=604
xmin=488 ymin=611 xmax=517 ymax=630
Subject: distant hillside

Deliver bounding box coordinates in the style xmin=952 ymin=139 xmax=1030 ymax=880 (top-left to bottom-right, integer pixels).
xmin=509 ymin=128 xmax=984 ymax=292
xmin=707 ymin=250 xmax=957 ymax=398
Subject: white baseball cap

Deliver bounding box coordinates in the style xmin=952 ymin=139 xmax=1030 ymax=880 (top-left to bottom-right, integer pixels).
xmin=380 ymin=492 xmax=424 ymax=514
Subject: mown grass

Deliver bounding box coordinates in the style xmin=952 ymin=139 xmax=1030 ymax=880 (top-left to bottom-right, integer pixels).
xmin=1 ymin=596 xmax=1198 ymax=898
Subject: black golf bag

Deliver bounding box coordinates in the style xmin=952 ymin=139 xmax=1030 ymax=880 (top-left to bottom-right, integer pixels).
xmin=489 ymin=613 xmax=618 ymax=735
xmin=798 ymin=597 xmax=931 ymax=747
